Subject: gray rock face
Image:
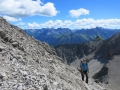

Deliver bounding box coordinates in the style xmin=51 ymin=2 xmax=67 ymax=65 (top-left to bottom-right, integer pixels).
xmin=0 ymin=16 xmax=89 ymax=90
xmin=95 ymin=33 xmax=120 ymax=90
xmin=54 ymin=37 xmax=104 ymax=63
xmin=96 ymin=33 xmax=120 ymax=59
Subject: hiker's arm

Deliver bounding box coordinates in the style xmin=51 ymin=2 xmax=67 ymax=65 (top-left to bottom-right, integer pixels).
xmin=80 ymin=63 xmax=82 ymax=70
xmin=87 ymin=65 xmax=89 ymax=73
xmin=80 ymin=65 xmax=83 ymax=73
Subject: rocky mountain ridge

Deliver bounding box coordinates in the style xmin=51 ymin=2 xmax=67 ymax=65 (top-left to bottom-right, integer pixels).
xmin=54 ymin=36 xmax=104 ymax=63
xmin=94 ymin=32 xmax=120 ymax=90
xmin=54 ymin=31 xmax=120 ymax=90
xmin=95 ymin=33 xmax=120 ymax=59
xmin=0 ymin=17 xmax=106 ymax=90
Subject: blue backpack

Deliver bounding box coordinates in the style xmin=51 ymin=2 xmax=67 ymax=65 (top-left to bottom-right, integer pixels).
xmin=80 ymin=61 xmax=88 ymax=71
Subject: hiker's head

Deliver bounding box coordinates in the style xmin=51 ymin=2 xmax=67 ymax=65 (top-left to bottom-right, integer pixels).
xmin=83 ymin=58 xmax=86 ymax=62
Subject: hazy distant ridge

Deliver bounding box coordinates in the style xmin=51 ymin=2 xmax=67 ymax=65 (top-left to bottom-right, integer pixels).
xmin=24 ymin=27 xmax=120 ymax=46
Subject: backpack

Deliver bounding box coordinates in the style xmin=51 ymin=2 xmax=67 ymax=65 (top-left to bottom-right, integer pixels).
xmin=81 ymin=62 xmax=87 ymax=66
xmin=80 ymin=61 xmax=88 ymax=70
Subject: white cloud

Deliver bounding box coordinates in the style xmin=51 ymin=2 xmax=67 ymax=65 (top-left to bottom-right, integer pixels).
xmin=27 ymin=20 xmax=73 ymax=29
xmin=69 ymin=8 xmax=89 ymax=18
xmin=39 ymin=20 xmax=62 ymax=28
xmin=3 ymin=15 xmax=22 ymax=22
xmin=26 ymin=18 xmax=120 ymax=29
xmin=41 ymin=20 xmax=55 ymax=28
xmin=74 ymin=18 xmax=120 ymax=29
xmin=27 ymin=22 xmax=40 ymax=28
xmin=16 ymin=22 xmax=25 ymax=26
xmin=62 ymin=20 xmax=73 ymax=27
xmin=0 ymin=0 xmax=58 ymax=17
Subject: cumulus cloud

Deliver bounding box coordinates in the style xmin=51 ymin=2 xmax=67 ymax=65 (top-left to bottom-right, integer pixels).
xmin=74 ymin=18 xmax=120 ymax=29
xmin=0 ymin=0 xmax=58 ymax=17
xmin=69 ymin=8 xmax=89 ymax=18
xmin=3 ymin=15 xmax=22 ymax=22
xmin=27 ymin=20 xmax=71 ymax=29
xmin=62 ymin=20 xmax=73 ymax=27
xmin=26 ymin=18 xmax=120 ymax=29
xmin=27 ymin=22 xmax=40 ymax=28
xmin=27 ymin=20 xmax=74 ymax=29
xmin=16 ymin=22 xmax=25 ymax=26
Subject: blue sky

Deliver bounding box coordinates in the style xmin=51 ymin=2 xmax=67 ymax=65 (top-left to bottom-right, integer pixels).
xmin=0 ymin=0 xmax=120 ymax=29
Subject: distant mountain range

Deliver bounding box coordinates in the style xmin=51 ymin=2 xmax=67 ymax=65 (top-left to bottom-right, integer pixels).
xmin=24 ymin=27 xmax=120 ymax=46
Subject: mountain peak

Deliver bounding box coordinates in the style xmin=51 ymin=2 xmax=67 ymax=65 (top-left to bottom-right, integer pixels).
xmin=24 ymin=27 xmax=120 ymax=46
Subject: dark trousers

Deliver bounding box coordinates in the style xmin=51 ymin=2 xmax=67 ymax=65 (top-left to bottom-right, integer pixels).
xmin=81 ymin=70 xmax=88 ymax=83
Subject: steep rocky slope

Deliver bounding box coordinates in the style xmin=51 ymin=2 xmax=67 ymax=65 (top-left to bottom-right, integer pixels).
xmin=96 ymin=33 xmax=120 ymax=59
xmin=94 ymin=33 xmax=120 ymax=90
xmin=0 ymin=17 xmax=106 ymax=90
xmin=0 ymin=16 xmax=84 ymax=90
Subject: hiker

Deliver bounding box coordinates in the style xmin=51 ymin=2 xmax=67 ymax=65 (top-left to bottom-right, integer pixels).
xmin=80 ymin=58 xmax=89 ymax=84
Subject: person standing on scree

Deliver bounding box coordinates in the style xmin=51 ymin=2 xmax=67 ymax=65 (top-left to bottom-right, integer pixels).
xmin=80 ymin=58 xmax=89 ymax=84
